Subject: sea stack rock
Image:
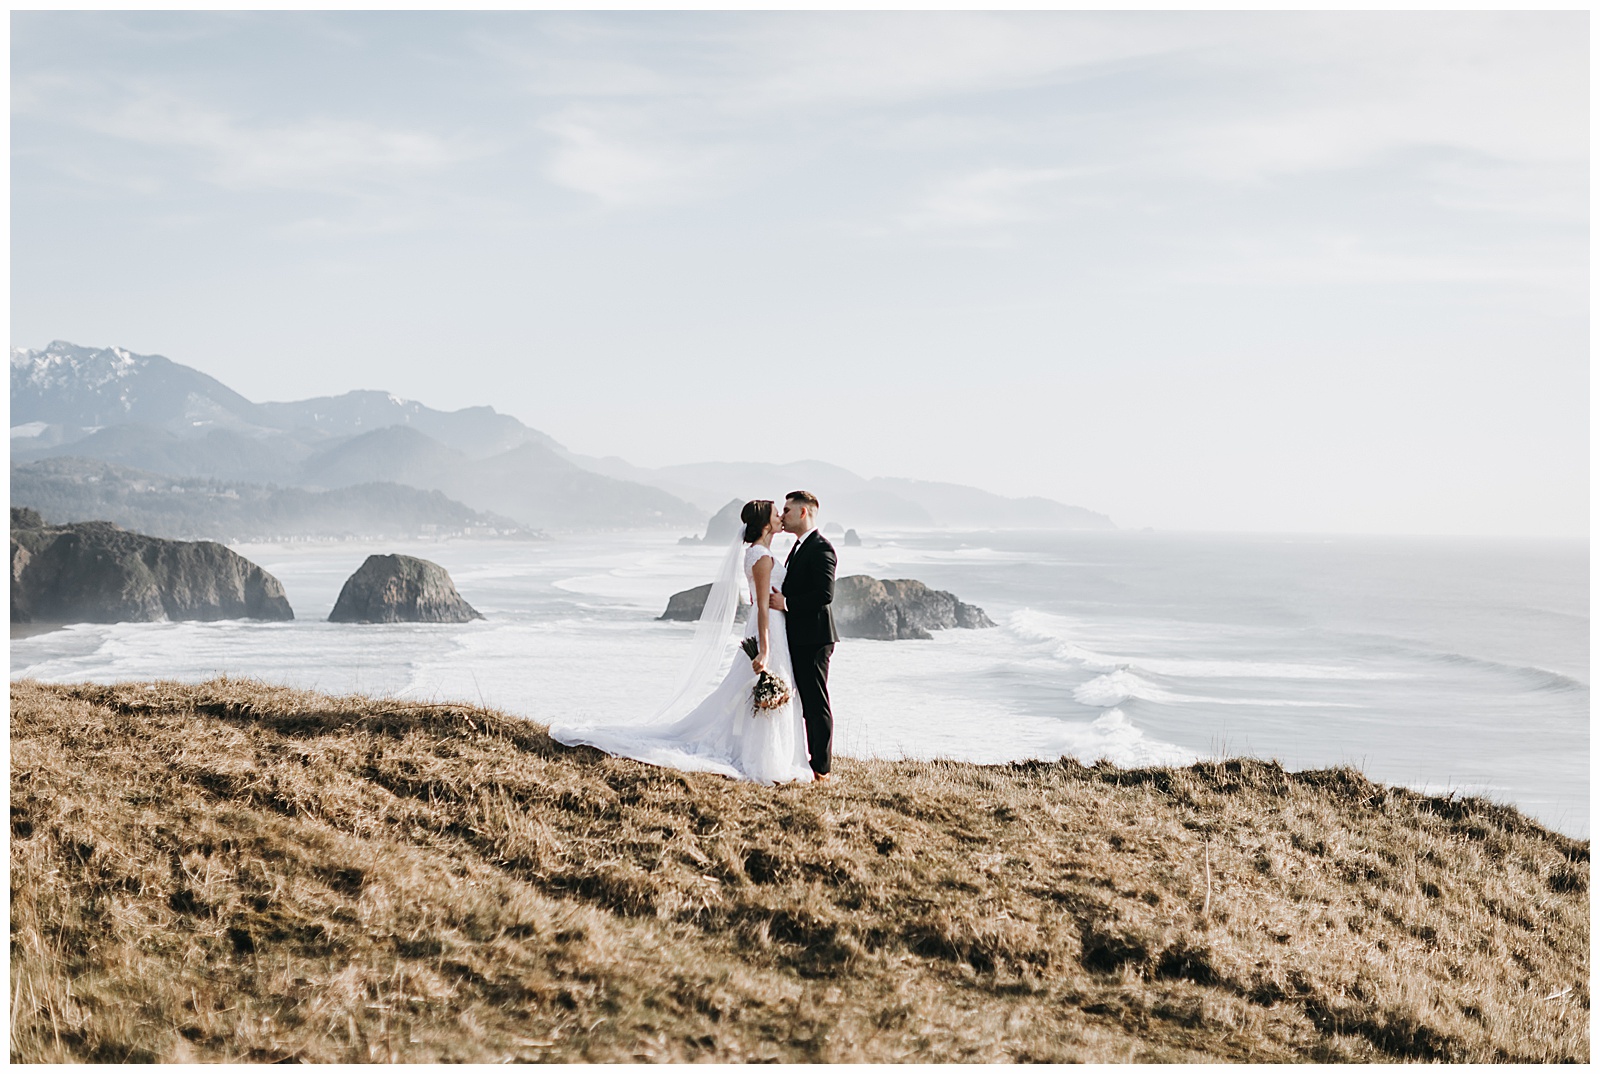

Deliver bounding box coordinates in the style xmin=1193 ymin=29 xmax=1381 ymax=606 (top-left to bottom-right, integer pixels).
xmin=843 ymin=528 xmax=862 ymax=547
xmin=9 ymin=507 xmax=293 ymax=624
xmin=834 ymin=575 xmax=995 ymax=641
xmin=677 ymin=499 xmax=744 ymax=546
xmin=703 ymin=499 xmax=744 ymax=543
xmin=328 ymin=554 xmax=483 ymax=624
xmin=659 ymin=582 xmax=749 ymax=623
xmin=660 ymin=582 xmax=713 ymax=621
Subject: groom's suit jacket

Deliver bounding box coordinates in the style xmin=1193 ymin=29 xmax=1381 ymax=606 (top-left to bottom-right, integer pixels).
xmin=782 ymin=531 xmax=839 ymax=648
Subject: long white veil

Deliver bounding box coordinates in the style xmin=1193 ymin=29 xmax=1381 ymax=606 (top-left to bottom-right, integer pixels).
xmin=647 ymin=530 xmax=749 ymax=725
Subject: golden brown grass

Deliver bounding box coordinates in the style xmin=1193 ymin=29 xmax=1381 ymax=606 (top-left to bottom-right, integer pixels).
xmin=10 ymin=677 xmax=1589 ymax=1062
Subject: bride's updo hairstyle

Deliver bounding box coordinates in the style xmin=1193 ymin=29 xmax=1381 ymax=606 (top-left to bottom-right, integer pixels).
xmin=740 ymin=499 xmax=776 ymax=544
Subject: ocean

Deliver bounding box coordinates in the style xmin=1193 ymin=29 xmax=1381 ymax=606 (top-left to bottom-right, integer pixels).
xmin=10 ymin=528 xmax=1589 ymax=837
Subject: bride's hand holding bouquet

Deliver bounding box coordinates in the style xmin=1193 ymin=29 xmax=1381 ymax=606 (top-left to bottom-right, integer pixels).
xmin=739 ymin=637 xmax=792 ymax=716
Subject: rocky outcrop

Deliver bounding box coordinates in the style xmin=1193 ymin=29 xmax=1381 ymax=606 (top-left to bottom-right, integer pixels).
xmin=658 ymin=572 xmax=992 ymax=639
xmin=704 ymin=499 xmax=745 ymax=543
xmin=9 ymin=507 xmax=293 ymax=624
xmin=658 ymin=582 xmax=749 ymax=623
xmin=843 ymin=528 xmax=861 ymax=547
xmin=679 ymin=499 xmax=745 ymax=545
xmin=660 ymin=582 xmax=712 ymax=621
xmin=835 ymin=575 xmax=995 ymax=641
xmin=11 ymin=510 xmax=41 ymax=621
xmin=328 ymin=554 xmax=483 ymax=624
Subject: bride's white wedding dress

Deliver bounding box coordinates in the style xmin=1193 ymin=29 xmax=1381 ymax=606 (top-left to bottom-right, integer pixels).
xmin=550 ymin=543 xmax=814 ymax=785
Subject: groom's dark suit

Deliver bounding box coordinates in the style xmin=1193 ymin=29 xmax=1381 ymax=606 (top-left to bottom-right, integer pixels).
xmin=782 ymin=530 xmax=839 ymax=776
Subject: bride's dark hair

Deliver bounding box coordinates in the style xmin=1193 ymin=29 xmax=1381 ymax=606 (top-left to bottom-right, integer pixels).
xmin=740 ymin=499 xmax=775 ymax=544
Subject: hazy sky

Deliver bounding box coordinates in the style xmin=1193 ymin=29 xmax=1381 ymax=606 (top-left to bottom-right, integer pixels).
xmin=11 ymin=11 xmax=1588 ymax=536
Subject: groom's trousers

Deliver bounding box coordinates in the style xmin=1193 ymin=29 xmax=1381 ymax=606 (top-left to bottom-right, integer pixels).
xmin=791 ymin=641 xmax=835 ymax=775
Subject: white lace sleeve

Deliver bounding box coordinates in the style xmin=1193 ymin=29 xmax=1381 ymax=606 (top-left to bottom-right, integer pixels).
xmin=743 ymin=545 xmax=775 ymax=602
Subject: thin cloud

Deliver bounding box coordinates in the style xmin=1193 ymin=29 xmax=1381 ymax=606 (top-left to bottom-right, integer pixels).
xmin=486 ymin=11 xmax=1584 ymax=237
xmin=1161 ymin=14 xmax=1585 ymax=184
xmin=538 ymin=109 xmax=741 ymax=207
xmin=482 ymin=13 xmax=1201 ymax=210
xmin=22 ymin=79 xmax=485 ymax=197
xmin=897 ymin=166 xmax=1079 ymax=232
xmin=726 ymin=13 xmax=1206 ymax=113
xmin=1172 ymin=232 xmax=1584 ymax=292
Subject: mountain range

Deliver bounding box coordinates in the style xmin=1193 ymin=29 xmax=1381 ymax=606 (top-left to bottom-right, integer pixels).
xmin=11 ymin=341 xmax=556 ymax=457
xmin=11 ymin=341 xmax=1114 ymax=535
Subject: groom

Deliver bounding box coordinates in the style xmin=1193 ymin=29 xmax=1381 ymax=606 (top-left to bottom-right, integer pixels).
xmin=769 ymin=490 xmax=838 ymax=783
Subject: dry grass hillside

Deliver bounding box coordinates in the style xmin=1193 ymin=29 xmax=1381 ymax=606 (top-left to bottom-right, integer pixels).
xmin=10 ymin=678 xmax=1589 ymax=1063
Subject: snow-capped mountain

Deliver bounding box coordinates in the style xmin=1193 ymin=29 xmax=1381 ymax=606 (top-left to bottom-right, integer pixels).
xmin=11 ymin=341 xmax=258 ymax=432
xmin=10 ymin=341 xmax=552 ymax=459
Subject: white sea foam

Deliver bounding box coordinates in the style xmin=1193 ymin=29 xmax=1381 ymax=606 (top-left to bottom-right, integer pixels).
xmin=1124 ymin=658 xmax=1404 ymax=681
xmin=1010 ymin=609 xmax=1406 ymax=684
xmin=1007 ymin=609 xmax=1124 ymax=669
xmin=1071 ymin=668 xmax=1364 ymax=709
xmin=1042 ymin=709 xmax=1196 ymax=768
xmin=1071 ymin=668 xmax=1152 ymax=706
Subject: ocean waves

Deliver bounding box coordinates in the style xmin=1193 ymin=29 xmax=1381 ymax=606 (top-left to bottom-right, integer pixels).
xmin=1069 ymin=667 xmax=1363 ymax=709
xmin=1409 ymin=650 xmax=1590 ymax=695
xmin=1041 ymin=708 xmax=1195 ymax=768
xmin=1009 ymin=609 xmax=1394 ymax=682
xmin=1006 ymin=607 xmax=1588 ymax=709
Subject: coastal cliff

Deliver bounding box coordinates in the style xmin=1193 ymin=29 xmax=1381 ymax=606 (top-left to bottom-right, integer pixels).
xmin=10 ymin=678 xmax=1587 ymax=1063
xmin=10 ymin=508 xmax=292 ymax=624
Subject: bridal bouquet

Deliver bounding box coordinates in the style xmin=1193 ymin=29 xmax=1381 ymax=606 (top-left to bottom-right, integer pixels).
xmin=739 ymin=637 xmax=792 ymax=716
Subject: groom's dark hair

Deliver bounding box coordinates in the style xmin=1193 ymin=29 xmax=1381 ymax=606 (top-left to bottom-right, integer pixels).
xmin=785 ymin=490 xmax=820 ymax=511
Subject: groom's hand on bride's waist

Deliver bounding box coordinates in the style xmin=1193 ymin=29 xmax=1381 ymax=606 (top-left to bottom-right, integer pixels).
xmin=768 ymin=590 xmax=787 ymax=611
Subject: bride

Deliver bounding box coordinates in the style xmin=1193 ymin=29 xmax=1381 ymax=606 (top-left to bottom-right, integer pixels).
xmin=550 ymin=500 xmax=814 ymax=785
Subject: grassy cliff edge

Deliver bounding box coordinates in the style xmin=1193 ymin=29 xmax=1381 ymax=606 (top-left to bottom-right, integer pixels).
xmin=10 ymin=678 xmax=1589 ymax=1062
